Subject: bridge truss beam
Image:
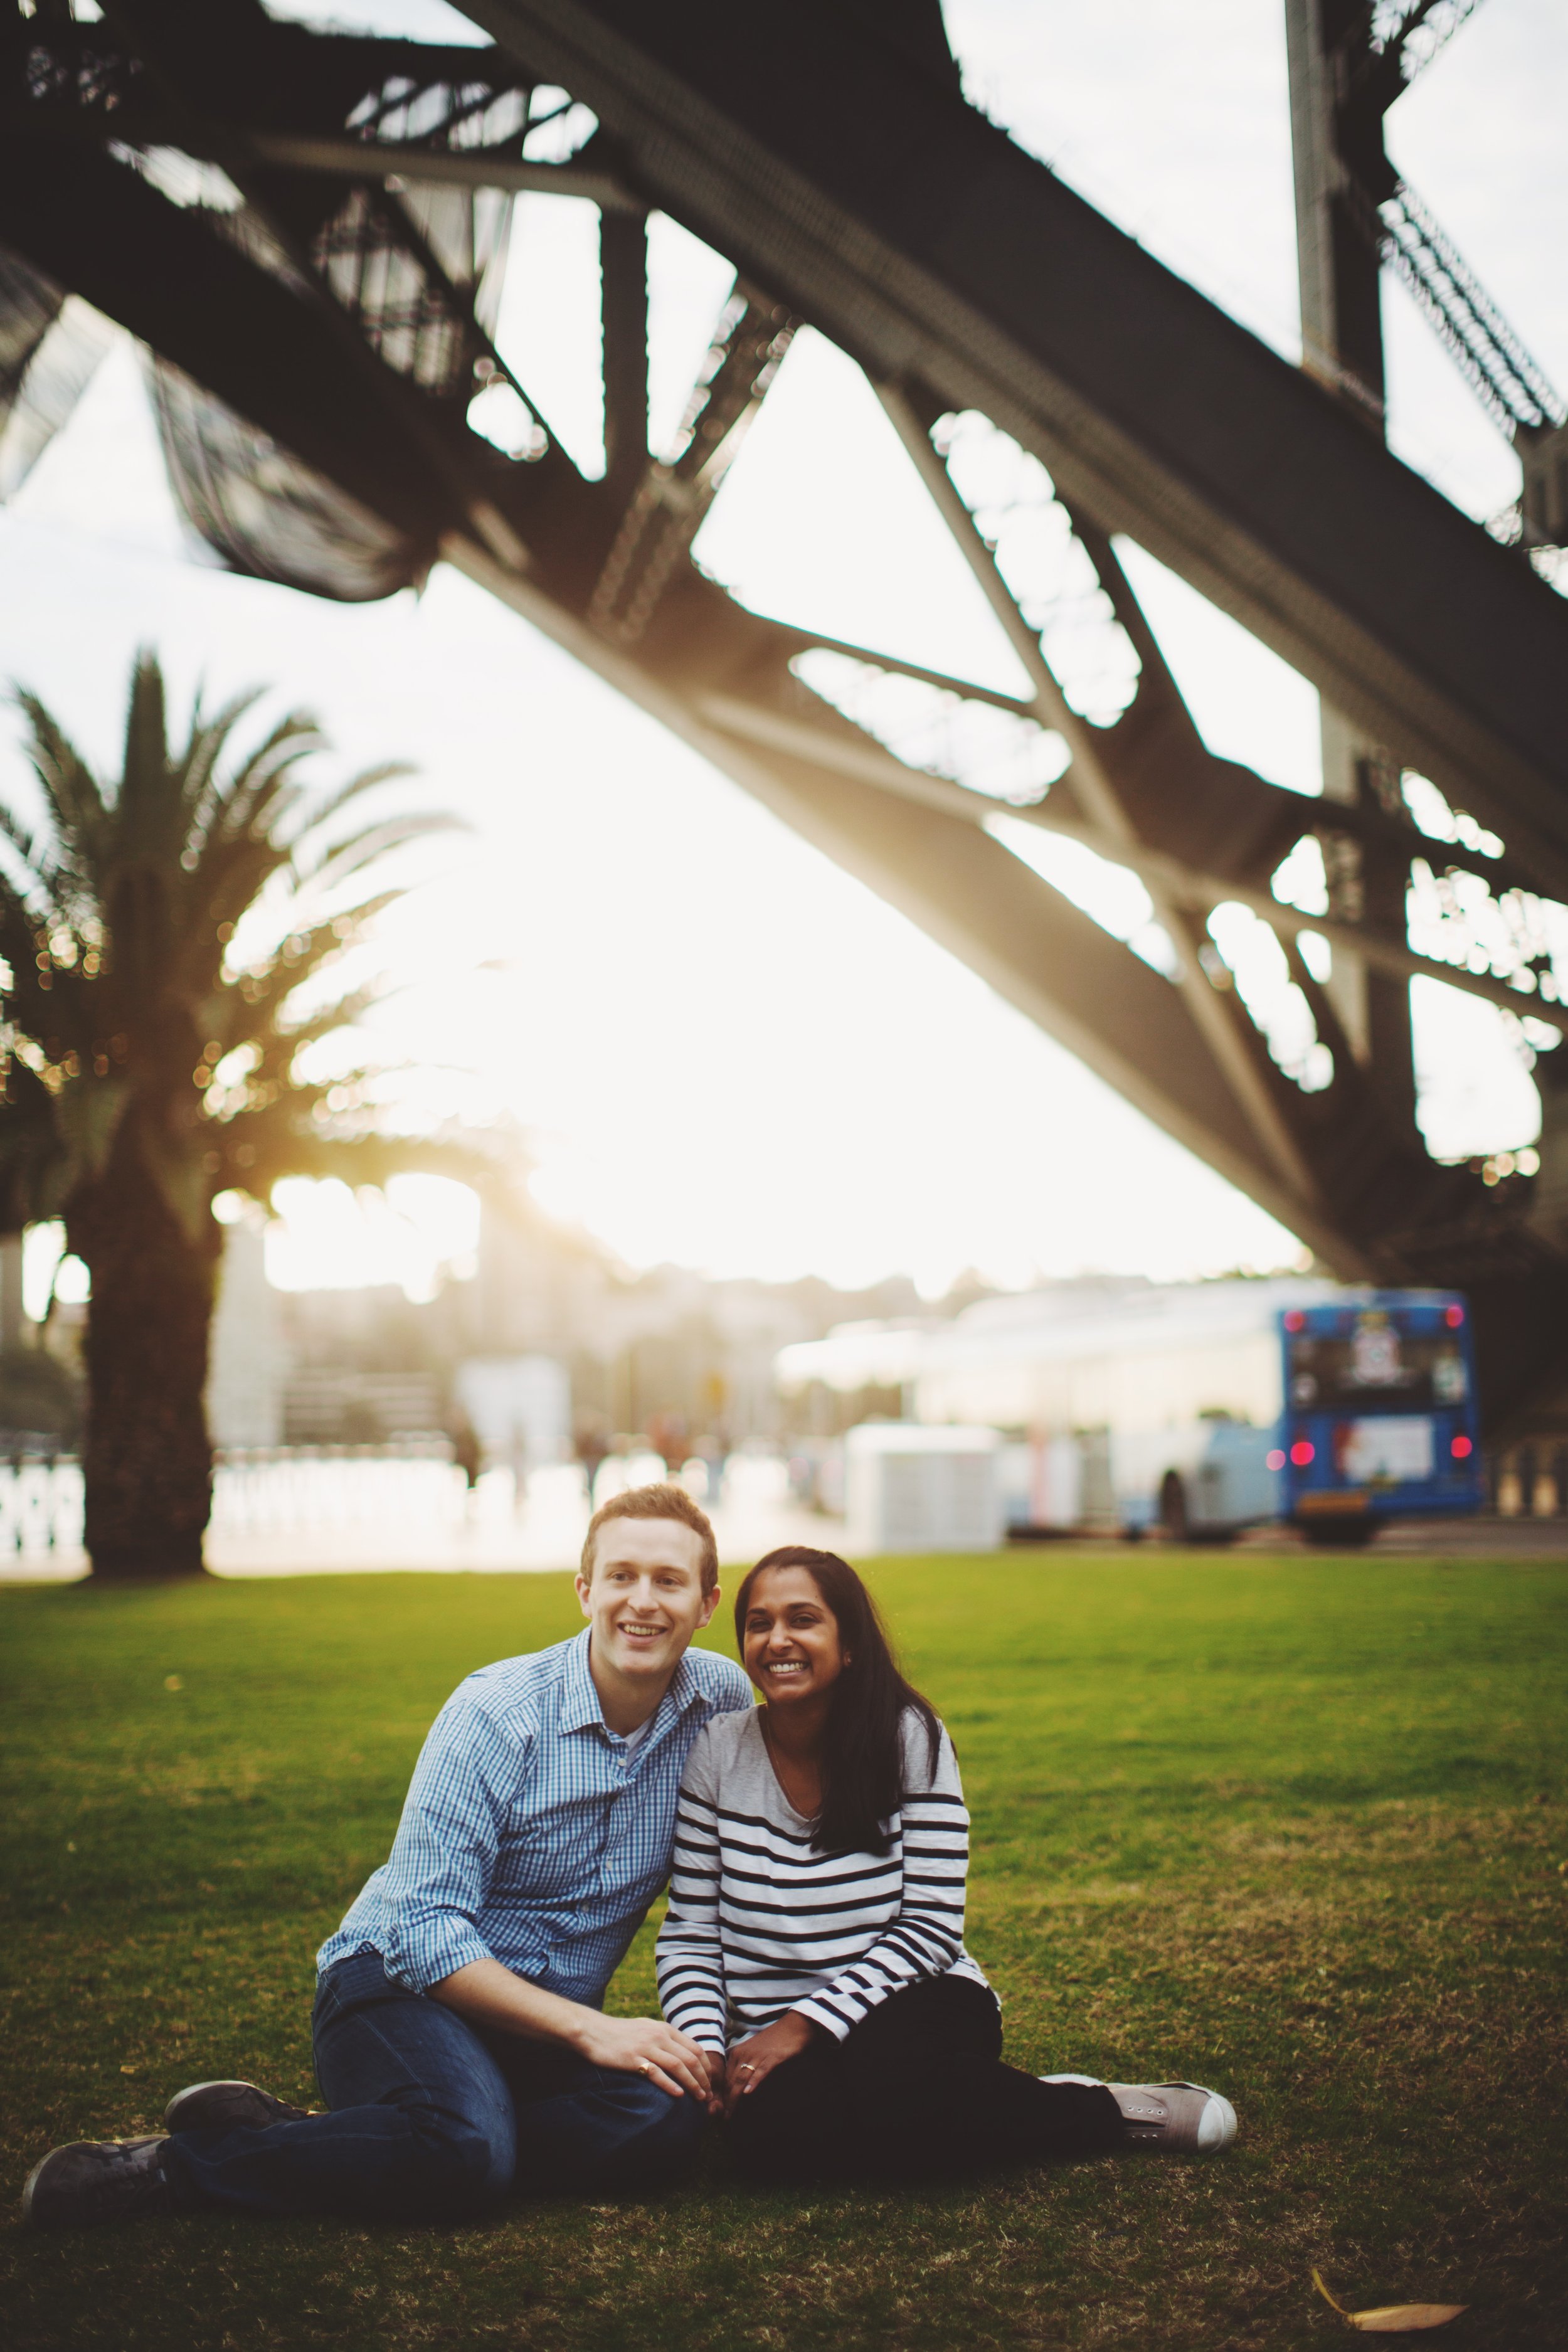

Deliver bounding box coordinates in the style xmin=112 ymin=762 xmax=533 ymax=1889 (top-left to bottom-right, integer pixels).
xmin=3 ymin=0 xmax=1568 ymax=1426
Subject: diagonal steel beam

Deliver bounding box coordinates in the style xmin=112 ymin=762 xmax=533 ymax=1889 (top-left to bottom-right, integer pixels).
xmin=3 ymin=0 xmax=1533 ymax=1296
xmin=692 ymin=691 xmax=1568 ymax=1037
xmin=877 ymin=381 xmax=1325 ymax=1211
xmin=463 ymin=0 xmax=1568 ymax=898
xmin=243 ymin=134 xmax=639 ymax=211
xmin=0 ymin=135 xmax=452 ymax=545
xmin=599 ymin=204 xmax=649 ymax=502
xmin=444 ymin=529 xmax=1378 ymax=1272
xmin=587 ymin=280 xmax=797 ymax=642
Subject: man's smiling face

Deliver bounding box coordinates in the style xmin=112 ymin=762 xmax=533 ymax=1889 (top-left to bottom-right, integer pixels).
xmin=576 ymin=1516 xmax=718 ymax=1694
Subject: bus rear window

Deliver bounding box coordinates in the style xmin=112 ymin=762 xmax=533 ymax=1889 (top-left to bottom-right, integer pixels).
xmin=1287 ymin=1316 xmax=1468 ymax=1412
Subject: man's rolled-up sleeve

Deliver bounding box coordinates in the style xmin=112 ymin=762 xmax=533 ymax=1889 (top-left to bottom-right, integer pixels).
xmin=376 ymin=1693 xmax=529 ymax=1994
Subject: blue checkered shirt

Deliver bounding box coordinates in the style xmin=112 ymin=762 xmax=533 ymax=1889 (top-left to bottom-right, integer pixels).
xmin=317 ymin=1629 xmax=752 ymax=2005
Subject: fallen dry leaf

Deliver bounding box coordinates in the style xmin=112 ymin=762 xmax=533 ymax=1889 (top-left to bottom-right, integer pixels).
xmin=1347 ymin=2312 xmax=1468 ymax=2337
xmin=1313 ymin=2271 xmax=1466 ymax=2333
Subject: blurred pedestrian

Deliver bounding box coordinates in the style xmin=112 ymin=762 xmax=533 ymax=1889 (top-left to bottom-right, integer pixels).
xmin=448 ymin=1408 xmax=482 ymax=1492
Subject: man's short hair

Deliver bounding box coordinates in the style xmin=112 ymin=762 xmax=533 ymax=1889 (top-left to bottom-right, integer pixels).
xmin=581 ymin=1482 xmax=719 ymax=1594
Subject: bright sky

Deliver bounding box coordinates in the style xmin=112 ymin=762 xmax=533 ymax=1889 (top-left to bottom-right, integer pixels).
xmin=1 ymin=0 xmax=1564 ymax=1298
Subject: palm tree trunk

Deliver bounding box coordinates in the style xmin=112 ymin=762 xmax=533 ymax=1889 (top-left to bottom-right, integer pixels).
xmin=69 ymin=1145 xmax=219 ymax=1580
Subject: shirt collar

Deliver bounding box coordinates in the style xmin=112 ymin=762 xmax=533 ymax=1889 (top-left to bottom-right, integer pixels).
xmin=665 ymin=1648 xmax=702 ymax=1718
xmin=559 ymin=1628 xmax=606 ymax=1734
xmin=558 ymin=1628 xmax=707 ymax=1739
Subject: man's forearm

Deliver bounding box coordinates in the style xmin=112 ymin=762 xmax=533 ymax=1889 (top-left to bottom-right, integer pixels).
xmin=430 ymin=1956 xmax=725 ymax=2109
xmin=429 ymin=1957 xmax=598 ymax=2048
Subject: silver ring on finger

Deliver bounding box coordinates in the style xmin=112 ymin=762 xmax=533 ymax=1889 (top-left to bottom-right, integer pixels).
xmin=640 ymin=2061 xmax=650 ymax=2075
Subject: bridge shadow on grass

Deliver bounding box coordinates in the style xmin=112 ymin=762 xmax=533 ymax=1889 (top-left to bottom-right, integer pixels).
xmin=2 ymin=1559 xmax=1565 ymax=2351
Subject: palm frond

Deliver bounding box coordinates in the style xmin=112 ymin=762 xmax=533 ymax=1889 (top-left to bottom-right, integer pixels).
xmin=0 ymin=879 xmax=38 ymax=941
xmin=3 ymin=652 xmax=493 ymax=1251
xmin=195 ymin=711 xmax=325 ymax=854
xmin=290 ymin=811 xmax=466 ymax=901
xmin=11 ymin=690 xmax=110 ymax=887
xmin=0 ymin=1064 xmax=75 ymax=1228
xmin=211 ymin=1112 xmax=497 ymax=1202
xmin=274 ymin=761 xmax=417 ymax=854
xmin=188 ymin=836 xmax=295 ymax=941
xmin=117 ymin=650 xmax=172 ymax=849
xmin=198 ymin=973 xmax=386 ymax=1081
xmin=217 ymin=908 xmax=395 ymax=1045
xmin=3 ymin=967 xmax=98 ymax=1058
xmin=0 ymin=803 xmax=51 ymax=886
xmin=263 ymin=981 xmax=391 ymax=1064
xmin=172 ymin=684 xmax=269 ymax=832
xmin=0 ymin=810 xmax=66 ymax=922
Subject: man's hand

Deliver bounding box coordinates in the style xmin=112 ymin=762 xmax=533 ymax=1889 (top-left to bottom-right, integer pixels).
xmin=430 ymin=1960 xmax=721 ymax=2111
xmin=723 ymin=2011 xmax=818 ymax=2113
xmin=575 ymin=2013 xmax=724 ymax=2111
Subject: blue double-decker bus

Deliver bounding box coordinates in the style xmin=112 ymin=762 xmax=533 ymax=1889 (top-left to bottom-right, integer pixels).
xmin=1271 ymin=1291 xmax=1484 ymax=1545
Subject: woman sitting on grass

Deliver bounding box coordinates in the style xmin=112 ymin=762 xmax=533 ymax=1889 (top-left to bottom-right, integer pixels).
xmin=655 ymin=1546 xmax=1236 ymax=2183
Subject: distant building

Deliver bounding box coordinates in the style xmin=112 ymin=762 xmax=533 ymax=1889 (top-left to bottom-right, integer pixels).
xmin=208 ymin=1180 xmax=990 ymax=1458
xmin=206 ymin=1212 xmax=288 ymax=1448
xmin=454 ymin=1355 xmax=571 ymax=1472
xmin=466 ymin=1195 xmax=938 ymax=1449
xmin=281 ymin=1369 xmax=444 ymax=1444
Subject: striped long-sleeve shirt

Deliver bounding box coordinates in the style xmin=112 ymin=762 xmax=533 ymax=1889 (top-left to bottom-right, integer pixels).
xmin=655 ymin=1705 xmax=990 ymax=2048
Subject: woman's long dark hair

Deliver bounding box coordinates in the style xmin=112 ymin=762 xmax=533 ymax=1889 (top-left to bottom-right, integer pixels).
xmin=733 ymin=1547 xmax=941 ymax=1857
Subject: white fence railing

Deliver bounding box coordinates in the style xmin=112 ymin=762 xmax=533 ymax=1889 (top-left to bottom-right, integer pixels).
xmin=0 ymin=1444 xmax=808 ymax=1571
xmin=0 ymin=1454 xmax=83 ymax=1555
xmin=0 ymin=1444 xmax=485 ymax=1557
xmin=210 ymin=1442 xmax=472 ymax=1535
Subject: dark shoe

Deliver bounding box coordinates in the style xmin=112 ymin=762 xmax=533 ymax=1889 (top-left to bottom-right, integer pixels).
xmin=1106 ymin=2080 xmax=1237 ymax=2154
xmin=164 ymin=2080 xmax=314 ymax=2135
xmin=22 ymin=2136 xmax=173 ymax=2228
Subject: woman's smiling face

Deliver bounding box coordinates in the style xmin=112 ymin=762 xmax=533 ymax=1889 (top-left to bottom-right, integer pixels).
xmin=741 ymin=1564 xmax=847 ymax=1705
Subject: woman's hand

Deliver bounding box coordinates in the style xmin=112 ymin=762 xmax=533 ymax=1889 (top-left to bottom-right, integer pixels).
xmin=574 ymin=2013 xmax=724 ymax=2112
xmin=723 ymin=2011 xmax=819 ymax=2112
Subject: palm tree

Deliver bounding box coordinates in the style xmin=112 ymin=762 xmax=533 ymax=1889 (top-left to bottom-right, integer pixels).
xmin=0 ymin=652 xmax=462 ymax=1579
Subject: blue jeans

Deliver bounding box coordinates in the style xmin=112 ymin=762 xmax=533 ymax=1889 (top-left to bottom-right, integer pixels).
xmin=159 ymin=1952 xmax=706 ymax=2221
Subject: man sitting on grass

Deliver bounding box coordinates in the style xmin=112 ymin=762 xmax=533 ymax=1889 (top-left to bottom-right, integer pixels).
xmin=24 ymin=1485 xmax=750 ymax=2230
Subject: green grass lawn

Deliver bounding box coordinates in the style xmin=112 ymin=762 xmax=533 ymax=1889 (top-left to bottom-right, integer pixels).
xmin=3 ymin=1555 xmax=1565 ymax=2351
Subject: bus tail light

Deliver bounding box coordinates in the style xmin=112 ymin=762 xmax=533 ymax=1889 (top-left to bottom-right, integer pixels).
xmin=1445 ymin=1304 xmax=1465 ymax=1327
xmin=1451 ymin=1434 xmax=1473 ymax=1459
xmin=1290 ymin=1439 xmax=1315 ymax=1466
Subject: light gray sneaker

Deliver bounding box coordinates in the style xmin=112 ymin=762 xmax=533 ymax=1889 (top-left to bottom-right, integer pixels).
xmin=21 ymin=2135 xmax=174 ymax=2228
xmin=164 ymin=2080 xmax=314 ymax=2136
xmin=1106 ymin=2080 xmax=1237 ymax=2154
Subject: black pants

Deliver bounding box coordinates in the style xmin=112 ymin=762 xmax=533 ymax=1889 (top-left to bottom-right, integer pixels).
xmin=727 ymin=1975 xmax=1125 ymax=2186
